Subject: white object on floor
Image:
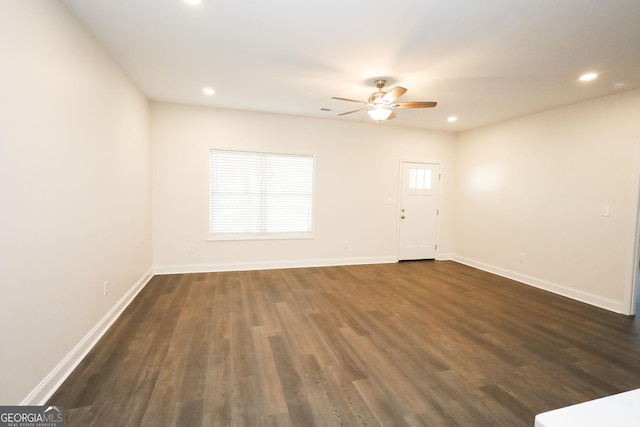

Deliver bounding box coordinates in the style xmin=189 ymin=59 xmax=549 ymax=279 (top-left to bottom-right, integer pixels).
xmin=535 ymin=388 xmax=640 ymax=427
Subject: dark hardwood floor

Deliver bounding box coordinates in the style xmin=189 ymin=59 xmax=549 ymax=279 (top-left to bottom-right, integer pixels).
xmin=49 ymin=261 xmax=640 ymax=426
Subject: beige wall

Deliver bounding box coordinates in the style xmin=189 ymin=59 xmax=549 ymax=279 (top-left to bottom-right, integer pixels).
xmin=151 ymin=103 xmax=456 ymax=272
xmin=0 ymin=2 xmax=152 ymax=403
xmin=453 ymin=89 xmax=640 ymax=313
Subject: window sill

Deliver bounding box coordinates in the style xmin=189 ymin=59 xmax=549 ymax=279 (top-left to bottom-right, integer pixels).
xmin=207 ymin=233 xmax=314 ymax=242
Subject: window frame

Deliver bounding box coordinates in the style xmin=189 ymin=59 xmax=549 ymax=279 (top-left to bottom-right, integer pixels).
xmin=208 ymin=148 xmax=316 ymax=241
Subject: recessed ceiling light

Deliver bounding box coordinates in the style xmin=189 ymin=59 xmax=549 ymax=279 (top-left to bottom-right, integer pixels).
xmin=203 ymin=87 xmax=215 ymax=96
xmin=447 ymin=116 xmax=458 ymax=123
xmin=579 ymin=72 xmax=598 ymax=82
xmin=184 ymin=0 xmax=202 ymax=5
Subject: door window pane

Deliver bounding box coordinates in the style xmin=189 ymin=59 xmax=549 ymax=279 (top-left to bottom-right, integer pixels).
xmin=408 ymin=168 xmax=432 ymax=190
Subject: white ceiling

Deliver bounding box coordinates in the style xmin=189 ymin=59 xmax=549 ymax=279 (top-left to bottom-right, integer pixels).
xmin=61 ymin=0 xmax=640 ymax=131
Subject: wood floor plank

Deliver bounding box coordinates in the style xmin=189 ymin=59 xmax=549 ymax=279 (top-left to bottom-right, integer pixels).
xmin=268 ymin=334 xmax=315 ymax=426
xmin=202 ymin=362 xmax=230 ymax=427
xmin=251 ymin=325 xmax=288 ymax=415
xmin=307 ymin=312 xmax=368 ymax=382
xmin=340 ymin=326 xmax=430 ymax=416
xmin=172 ymin=399 xmax=203 ymax=427
xmin=202 ymin=274 xmax=232 ymax=427
xmin=142 ymin=275 xmax=216 ymax=425
xmin=295 ymin=352 xmax=376 ymax=427
xmin=274 ymin=301 xmax=315 ymax=356
xmin=48 ymin=261 xmax=640 ymax=426
xmin=352 ymin=377 xmax=407 ymax=426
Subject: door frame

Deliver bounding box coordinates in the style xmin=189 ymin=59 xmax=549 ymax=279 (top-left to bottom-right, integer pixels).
xmin=396 ymin=160 xmax=443 ymax=262
xmin=628 ymin=174 xmax=640 ymax=316
xmin=625 ymin=146 xmax=640 ymax=316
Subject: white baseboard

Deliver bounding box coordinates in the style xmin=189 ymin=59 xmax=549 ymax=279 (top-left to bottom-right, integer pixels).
xmin=451 ymin=255 xmax=624 ymax=314
xmin=436 ymin=252 xmax=453 ymax=261
xmin=21 ymin=267 xmax=154 ymax=405
xmin=153 ymin=256 xmax=398 ymax=275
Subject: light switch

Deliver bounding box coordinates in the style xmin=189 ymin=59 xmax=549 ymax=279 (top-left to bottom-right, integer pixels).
xmin=601 ymin=205 xmax=610 ymax=217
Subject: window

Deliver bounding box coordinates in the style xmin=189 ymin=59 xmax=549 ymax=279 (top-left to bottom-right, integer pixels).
xmin=408 ymin=168 xmax=432 ymax=190
xmin=209 ymin=149 xmax=314 ymax=239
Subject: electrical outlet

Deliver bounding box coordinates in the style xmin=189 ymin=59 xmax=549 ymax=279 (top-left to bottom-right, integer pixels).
xmin=103 ymin=281 xmax=109 ymax=296
xmin=187 ymin=244 xmax=195 ymax=254
xmin=519 ymin=253 xmax=525 ymax=262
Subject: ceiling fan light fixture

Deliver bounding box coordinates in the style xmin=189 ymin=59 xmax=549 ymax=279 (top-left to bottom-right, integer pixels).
xmin=368 ymin=105 xmax=392 ymax=121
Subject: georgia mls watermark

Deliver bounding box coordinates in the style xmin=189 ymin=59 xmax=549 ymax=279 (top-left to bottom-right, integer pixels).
xmin=0 ymin=406 xmax=63 ymax=427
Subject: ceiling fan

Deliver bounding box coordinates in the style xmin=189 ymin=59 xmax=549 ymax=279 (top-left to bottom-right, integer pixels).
xmin=332 ymin=79 xmax=437 ymax=121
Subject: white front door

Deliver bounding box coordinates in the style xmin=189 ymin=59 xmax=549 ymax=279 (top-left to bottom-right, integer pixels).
xmin=398 ymin=162 xmax=440 ymax=260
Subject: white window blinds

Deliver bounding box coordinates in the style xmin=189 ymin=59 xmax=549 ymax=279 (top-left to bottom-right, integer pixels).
xmin=209 ymin=149 xmax=314 ymax=237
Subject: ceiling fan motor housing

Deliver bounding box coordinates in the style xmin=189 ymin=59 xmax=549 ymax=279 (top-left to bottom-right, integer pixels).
xmin=374 ymin=79 xmax=388 ymax=89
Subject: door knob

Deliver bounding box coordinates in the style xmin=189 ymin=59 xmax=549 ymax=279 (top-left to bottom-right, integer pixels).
xmin=401 ymin=215 xmax=406 ymax=219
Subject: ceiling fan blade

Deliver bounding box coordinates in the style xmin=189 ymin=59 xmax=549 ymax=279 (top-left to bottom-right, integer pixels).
xmin=387 ymin=111 xmax=398 ymax=120
xmin=394 ymin=101 xmax=437 ymax=109
xmin=332 ymin=97 xmax=366 ymax=104
xmin=338 ymin=108 xmax=366 ymax=116
xmin=382 ymin=86 xmax=407 ymax=103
